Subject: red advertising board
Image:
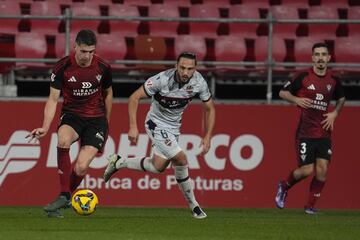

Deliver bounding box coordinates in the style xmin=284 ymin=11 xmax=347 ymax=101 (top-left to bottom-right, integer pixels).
xmin=0 ymin=101 xmax=359 ymax=209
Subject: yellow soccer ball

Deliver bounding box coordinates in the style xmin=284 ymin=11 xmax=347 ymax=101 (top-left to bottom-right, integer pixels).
xmin=71 ymin=189 xmax=99 ymax=216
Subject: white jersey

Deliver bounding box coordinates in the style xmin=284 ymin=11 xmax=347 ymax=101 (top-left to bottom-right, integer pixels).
xmin=143 ymin=68 xmax=212 ymax=133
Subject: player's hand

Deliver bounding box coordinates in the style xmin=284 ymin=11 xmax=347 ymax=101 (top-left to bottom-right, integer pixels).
xmin=128 ymin=127 xmax=139 ymax=144
xmin=200 ymin=135 xmax=211 ymax=156
xmin=26 ymin=128 xmax=47 ymax=143
xmin=295 ymin=97 xmax=313 ymax=109
xmin=321 ymin=111 xmax=338 ymax=131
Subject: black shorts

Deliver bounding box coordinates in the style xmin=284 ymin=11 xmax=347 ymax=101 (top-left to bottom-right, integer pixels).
xmin=59 ymin=112 xmax=108 ymax=152
xmin=296 ymin=138 xmax=332 ymax=166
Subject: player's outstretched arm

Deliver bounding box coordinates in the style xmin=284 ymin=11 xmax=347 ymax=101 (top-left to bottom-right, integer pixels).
xmin=201 ymin=98 xmax=215 ymax=156
xmin=26 ymin=87 xmax=60 ymax=141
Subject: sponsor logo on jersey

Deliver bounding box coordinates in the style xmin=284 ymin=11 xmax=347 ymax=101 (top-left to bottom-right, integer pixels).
xmin=0 ymin=131 xmax=40 ymax=187
xmin=82 ymin=82 xmax=92 ymax=89
xmin=315 ymin=93 xmax=324 ymax=100
xmin=307 ymin=84 xmax=316 ymax=90
xmin=68 ymin=76 xmax=77 ymax=82
xmin=164 ymin=138 xmax=172 ymax=146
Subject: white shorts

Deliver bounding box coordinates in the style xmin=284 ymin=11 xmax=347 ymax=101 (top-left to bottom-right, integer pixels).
xmin=145 ymin=119 xmax=182 ymax=160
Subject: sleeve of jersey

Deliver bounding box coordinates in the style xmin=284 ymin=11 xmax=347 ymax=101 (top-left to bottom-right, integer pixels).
xmin=199 ymin=79 xmax=212 ymax=102
xmin=50 ymin=68 xmax=63 ymax=90
xmin=283 ymin=72 xmax=307 ymax=95
xmin=333 ymin=78 xmax=345 ymax=100
xmin=143 ymin=74 xmax=162 ymax=97
xmin=102 ymin=66 xmax=113 ymax=89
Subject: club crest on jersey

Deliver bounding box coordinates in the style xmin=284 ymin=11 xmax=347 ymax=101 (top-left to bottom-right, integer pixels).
xmin=327 ymin=84 xmax=332 ymax=92
xmin=186 ymin=85 xmax=193 ymax=94
xmin=164 ymin=138 xmax=172 ymax=146
xmin=96 ymin=74 xmax=102 ymax=82
xmin=146 ymin=80 xmax=153 ymax=87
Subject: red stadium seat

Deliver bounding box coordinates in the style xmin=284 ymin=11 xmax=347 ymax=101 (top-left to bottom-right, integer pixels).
xmin=188 ymin=4 xmax=220 ymax=38
xmin=241 ymin=0 xmax=270 ymax=8
xmin=148 ymin=4 xmax=179 ymax=37
xmin=348 ymin=7 xmax=360 ymax=36
xmin=15 ymin=32 xmax=47 ymax=68
xmin=108 ymin=4 xmax=140 ymax=37
xmin=0 ymin=33 xmax=15 ymax=74
xmin=294 ymin=37 xmax=324 ymax=63
xmin=307 ymin=6 xmax=339 ymax=38
xmin=174 ymin=35 xmax=206 ymax=61
xmin=280 ymin=0 xmax=309 ymax=7
xmin=134 ymin=35 xmax=167 ymax=70
xmin=215 ymin=36 xmax=246 ymax=62
xmin=0 ymin=1 xmax=21 ymax=34
xmin=162 ymin=0 xmax=191 ymax=7
xmin=271 ymin=5 xmax=299 ymax=38
xmin=96 ymin=33 xmax=127 ymax=63
xmin=55 ymin=33 xmax=76 ymax=58
xmin=123 ymin=0 xmax=152 ymax=6
xmin=229 ymin=5 xmax=260 ymax=37
xmin=30 ymin=1 xmax=62 ymax=35
xmin=335 ymin=37 xmax=360 ymax=63
xmin=71 ymin=2 xmax=101 ymax=33
xmin=255 ymin=36 xmax=287 ymax=63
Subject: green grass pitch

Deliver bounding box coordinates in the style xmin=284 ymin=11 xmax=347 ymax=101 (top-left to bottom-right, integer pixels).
xmin=0 ymin=207 xmax=359 ymax=240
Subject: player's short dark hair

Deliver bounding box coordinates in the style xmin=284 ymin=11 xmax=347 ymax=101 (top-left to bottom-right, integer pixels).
xmin=312 ymin=42 xmax=329 ymax=53
xmin=75 ymin=29 xmax=97 ymax=46
xmin=177 ymin=52 xmax=197 ymax=65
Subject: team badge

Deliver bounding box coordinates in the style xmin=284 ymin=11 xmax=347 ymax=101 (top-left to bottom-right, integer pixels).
xmin=96 ymin=74 xmax=102 ymax=82
xmin=164 ymin=139 xmax=172 ymax=146
xmin=326 ymin=84 xmax=332 ymax=92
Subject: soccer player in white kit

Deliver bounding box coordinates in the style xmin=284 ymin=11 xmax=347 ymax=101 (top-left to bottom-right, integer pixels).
xmin=103 ymin=52 xmax=215 ymax=218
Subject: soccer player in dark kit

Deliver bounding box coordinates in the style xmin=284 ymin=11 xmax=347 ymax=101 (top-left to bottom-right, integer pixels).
xmin=275 ymin=42 xmax=345 ymax=214
xmin=27 ymin=29 xmax=113 ymax=217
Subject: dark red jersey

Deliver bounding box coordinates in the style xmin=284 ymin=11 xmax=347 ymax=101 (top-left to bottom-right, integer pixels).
xmin=283 ymin=68 xmax=345 ymax=139
xmin=50 ymin=54 xmax=112 ymax=117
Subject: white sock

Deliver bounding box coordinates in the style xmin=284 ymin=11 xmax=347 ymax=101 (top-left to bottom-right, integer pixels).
xmin=121 ymin=157 xmax=160 ymax=174
xmin=174 ymin=165 xmax=199 ymax=210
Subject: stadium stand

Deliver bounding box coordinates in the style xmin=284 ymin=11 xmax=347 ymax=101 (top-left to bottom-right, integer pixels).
xmin=30 ymin=1 xmax=62 ymax=35
xmin=228 ymin=5 xmax=260 ymax=37
xmin=55 ymin=33 xmax=76 ymax=58
xmin=0 ymin=1 xmax=21 ymax=34
xmin=108 ymin=4 xmax=140 ymax=37
xmin=15 ymin=32 xmax=47 ymax=68
xmin=307 ymin=6 xmax=339 ymax=38
xmin=335 ymin=37 xmax=360 ymax=65
xmin=70 ymin=2 xmax=101 ymax=33
xmin=174 ymin=35 xmax=207 ymax=61
xmin=188 ymin=4 xmax=220 ymax=38
xmin=348 ymin=7 xmax=360 ymax=36
xmin=96 ymin=33 xmax=127 ymax=63
xmin=215 ymin=36 xmax=246 ymax=62
xmin=294 ymin=36 xmax=324 ymax=63
xmin=148 ymin=4 xmax=179 ymax=37
xmin=271 ymin=5 xmax=300 ymax=38
xmin=134 ymin=35 xmax=167 ymax=70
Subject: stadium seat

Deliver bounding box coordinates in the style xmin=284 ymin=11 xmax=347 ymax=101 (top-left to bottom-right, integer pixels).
xmin=307 ymin=6 xmax=339 ymax=38
xmin=30 ymin=1 xmax=62 ymax=35
xmin=188 ymin=4 xmax=220 ymax=38
xmin=294 ymin=36 xmax=324 ymax=62
xmin=174 ymin=35 xmax=206 ymax=61
xmin=271 ymin=5 xmax=299 ymax=38
xmin=348 ymin=7 xmax=360 ymax=36
xmin=0 ymin=33 xmax=15 ymax=74
xmin=280 ymin=0 xmax=309 ymax=7
xmin=335 ymin=37 xmax=360 ymax=63
xmin=15 ymin=32 xmax=47 ymax=68
xmin=240 ymin=0 xmax=270 ymax=8
xmin=162 ymin=0 xmax=191 ymax=7
xmin=123 ymin=0 xmax=152 ymax=6
xmin=215 ymin=36 xmax=246 ymax=62
xmin=148 ymin=4 xmax=179 ymax=37
xmin=96 ymin=33 xmax=127 ymax=63
xmin=255 ymin=36 xmax=287 ymax=64
xmin=134 ymin=35 xmax=167 ymax=70
xmin=0 ymin=1 xmax=21 ymax=34
xmin=70 ymin=2 xmax=101 ymax=33
xmin=55 ymin=33 xmax=76 ymax=58
xmin=108 ymin=4 xmax=140 ymax=37
xmin=228 ymin=5 xmax=260 ymax=37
